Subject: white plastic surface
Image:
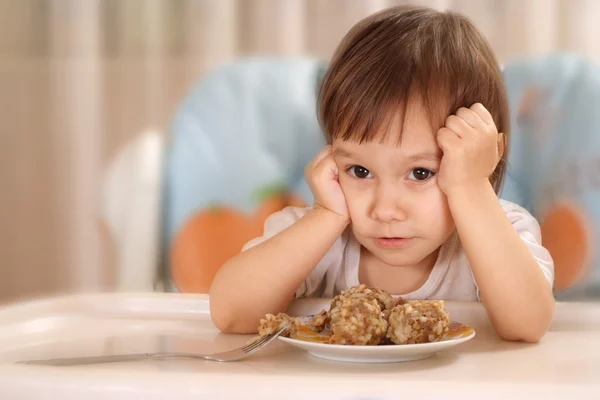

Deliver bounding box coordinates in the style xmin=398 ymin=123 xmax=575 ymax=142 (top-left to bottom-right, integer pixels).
xmin=101 ymin=129 xmax=164 ymax=292
xmin=0 ymin=294 xmax=600 ymax=399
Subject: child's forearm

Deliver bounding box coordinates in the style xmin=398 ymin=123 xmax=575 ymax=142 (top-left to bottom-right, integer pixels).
xmin=209 ymin=208 xmax=349 ymax=333
xmin=446 ymin=180 xmax=555 ymax=342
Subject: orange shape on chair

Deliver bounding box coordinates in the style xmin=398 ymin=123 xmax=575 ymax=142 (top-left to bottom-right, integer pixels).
xmin=171 ymin=191 xmax=306 ymax=293
xmin=541 ymin=202 xmax=595 ymax=291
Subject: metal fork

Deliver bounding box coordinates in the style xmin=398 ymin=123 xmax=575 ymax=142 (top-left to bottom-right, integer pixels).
xmin=16 ymin=325 xmax=288 ymax=366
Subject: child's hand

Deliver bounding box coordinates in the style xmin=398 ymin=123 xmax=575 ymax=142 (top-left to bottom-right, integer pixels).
xmin=305 ymin=146 xmax=350 ymax=223
xmin=436 ymin=103 xmax=503 ymax=195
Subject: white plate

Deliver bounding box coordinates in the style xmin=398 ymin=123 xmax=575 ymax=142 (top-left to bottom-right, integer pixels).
xmin=279 ymin=316 xmax=475 ymax=363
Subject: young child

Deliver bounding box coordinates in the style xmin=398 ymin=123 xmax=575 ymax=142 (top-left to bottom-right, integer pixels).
xmin=209 ymin=5 xmax=555 ymax=342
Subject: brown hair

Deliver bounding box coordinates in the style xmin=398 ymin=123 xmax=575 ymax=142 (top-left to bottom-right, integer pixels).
xmin=317 ymin=5 xmax=510 ymax=194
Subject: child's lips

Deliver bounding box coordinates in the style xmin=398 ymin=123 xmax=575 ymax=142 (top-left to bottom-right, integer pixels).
xmin=374 ymin=237 xmax=413 ymax=248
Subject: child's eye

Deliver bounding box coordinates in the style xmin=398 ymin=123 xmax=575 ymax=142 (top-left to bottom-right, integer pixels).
xmin=408 ymin=167 xmax=435 ymax=181
xmin=348 ymin=165 xmax=373 ymax=179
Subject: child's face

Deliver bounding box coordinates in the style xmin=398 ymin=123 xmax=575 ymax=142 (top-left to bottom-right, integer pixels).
xmin=332 ymin=103 xmax=455 ymax=268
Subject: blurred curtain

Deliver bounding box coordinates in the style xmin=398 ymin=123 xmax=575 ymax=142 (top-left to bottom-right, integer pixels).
xmin=1 ymin=0 xmax=599 ymax=300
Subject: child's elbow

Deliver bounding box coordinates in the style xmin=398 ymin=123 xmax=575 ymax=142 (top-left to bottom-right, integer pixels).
xmin=520 ymin=331 xmax=545 ymax=344
xmin=516 ymin=317 xmax=552 ymax=343
xmin=497 ymin=304 xmax=554 ymax=343
xmin=498 ymin=329 xmax=544 ymax=343
xmin=211 ymin=314 xmax=238 ymax=334
xmin=209 ymin=294 xmax=236 ymax=333
xmin=209 ymin=298 xmax=258 ymax=334
xmin=210 ymin=307 xmax=248 ymax=334
xmin=208 ymin=287 xmax=235 ymax=332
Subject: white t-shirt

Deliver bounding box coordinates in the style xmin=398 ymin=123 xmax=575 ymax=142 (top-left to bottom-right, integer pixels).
xmin=242 ymin=199 xmax=555 ymax=301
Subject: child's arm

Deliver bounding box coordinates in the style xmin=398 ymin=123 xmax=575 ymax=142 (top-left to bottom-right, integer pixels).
xmin=209 ymin=146 xmax=350 ymax=334
xmin=437 ymin=103 xmax=554 ymax=343
xmin=446 ymin=181 xmax=554 ymax=342
xmin=209 ymin=208 xmax=347 ymax=333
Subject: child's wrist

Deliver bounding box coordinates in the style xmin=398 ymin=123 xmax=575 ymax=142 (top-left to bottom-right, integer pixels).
xmin=445 ymin=179 xmax=499 ymax=220
xmin=443 ymin=179 xmax=494 ymax=201
xmin=309 ymin=206 xmax=350 ymax=228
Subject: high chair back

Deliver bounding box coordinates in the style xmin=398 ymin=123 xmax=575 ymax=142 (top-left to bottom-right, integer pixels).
xmin=101 ymin=129 xmax=165 ymax=292
xmin=163 ymin=58 xmax=327 ymax=293
xmin=501 ymin=53 xmax=600 ymax=299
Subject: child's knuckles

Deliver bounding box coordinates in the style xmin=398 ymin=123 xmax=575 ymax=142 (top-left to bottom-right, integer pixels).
xmin=315 ymin=155 xmax=331 ymax=169
xmin=455 ymin=107 xmax=469 ymax=117
xmin=456 ymin=107 xmax=477 ymax=122
xmin=323 ymin=154 xmax=336 ymax=165
xmin=470 ymin=102 xmax=486 ymax=114
xmin=472 ymin=103 xmax=494 ymax=124
xmin=437 ymin=138 xmax=454 ymax=152
xmin=482 ymin=124 xmax=496 ymax=135
xmin=308 ymin=164 xmax=326 ymax=180
xmin=445 ymin=115 xmax=460 ymax=127
xmin=437 ymin=127 xmax=452 ymax=139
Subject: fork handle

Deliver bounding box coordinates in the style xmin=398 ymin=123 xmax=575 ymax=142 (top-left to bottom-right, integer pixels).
xmin=17 ymin=352 xmax=167 ymax=366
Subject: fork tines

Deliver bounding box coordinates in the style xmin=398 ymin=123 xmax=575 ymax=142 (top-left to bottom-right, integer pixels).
xmin=242 ymin=324 xmax=289 ymax=353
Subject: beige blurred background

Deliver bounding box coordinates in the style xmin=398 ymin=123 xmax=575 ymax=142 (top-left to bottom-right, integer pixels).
xmin=1 ymin=0 xmax=600 ymax=304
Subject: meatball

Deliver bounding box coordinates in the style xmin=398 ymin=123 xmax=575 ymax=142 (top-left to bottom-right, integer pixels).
xmin=258 ymin=313 xmax=298 ymax=337
xmin=330 ymin=284 xmax=397 ymax=312
xmin=328 ymin=297 xmax=388 ymax=345
xmin=310 ymin=309 xmax=330 ymax=332
xmin=386 ymin=300 xmax=450 ymax=344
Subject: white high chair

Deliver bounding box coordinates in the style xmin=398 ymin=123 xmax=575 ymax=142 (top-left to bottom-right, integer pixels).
xmin=100 ymin=129 xmax=165 ymax=292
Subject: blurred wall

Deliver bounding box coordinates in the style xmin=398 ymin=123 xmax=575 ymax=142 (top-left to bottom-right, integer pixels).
xmin=1 ymin=0 xmax=600 ymax=303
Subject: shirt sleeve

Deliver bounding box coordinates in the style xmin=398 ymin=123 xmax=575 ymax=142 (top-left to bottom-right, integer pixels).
xmin=469 ymin=200 xmax=555 ymax=301
xmin=241 ymin=206 xmax=344 ymax=298
xmin=501 ymin=199 xmax=555 ymax=289
xmin=241 ymin=206 xmax=310 ymax=251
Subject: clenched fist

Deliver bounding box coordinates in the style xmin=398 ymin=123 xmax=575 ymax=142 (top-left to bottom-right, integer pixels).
xmin=305 ymin=145 xmax=350 ymax=223
xmin=436 ymin=103 xmax=504 ymax=195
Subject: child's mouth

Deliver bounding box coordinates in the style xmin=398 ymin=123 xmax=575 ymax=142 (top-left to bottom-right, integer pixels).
xmin=374 ymin=237 xmax=413 ymax=248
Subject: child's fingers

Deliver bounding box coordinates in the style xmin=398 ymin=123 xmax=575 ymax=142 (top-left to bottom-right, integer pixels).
xmin=437 ymin=127 xmax=461 ymax=152
xmin=321 ymin=156 xmax=340 ymax=181
xmin=470 ymin=103 xmax=495 ymax=126
xmin=309 ymin=148 xmax=339 ymax=181
xmin=444 ymin=115 xmax=472 ymax=139
xmin=307 ymin=146 xmax=332 ymax=170
xmin=455 ymin=107 xmax=486 ymax=130
xmin=316 ymin=151 xmax=338 ymax=175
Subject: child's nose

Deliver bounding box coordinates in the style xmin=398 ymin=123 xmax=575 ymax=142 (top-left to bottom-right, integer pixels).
xmin=371 ymin=186 xmax=407 ymax=223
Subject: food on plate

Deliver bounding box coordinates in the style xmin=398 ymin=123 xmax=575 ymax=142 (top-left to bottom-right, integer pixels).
xmin=312 ymin=284 xmax=403 ymax=332
xmin=386 ymin=300 xmax=450 ymax=344
xmin=328 ymin=296 xmax=388 ymax=345
xmin=258 ymin=312 xmax=299 ymax=337
xmin=330 ymin=284 xmax=399 ymax=312
xmin=310 ymin=309 xmax=330 ymax=331
xmin=257 ymin=284 xmax=451 ymax=346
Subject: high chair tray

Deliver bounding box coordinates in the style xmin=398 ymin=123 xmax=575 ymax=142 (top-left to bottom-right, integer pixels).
xmin=0 ymin=292 xmax=599 ymax=399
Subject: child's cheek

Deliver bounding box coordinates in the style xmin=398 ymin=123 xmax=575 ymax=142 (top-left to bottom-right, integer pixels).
xmin=337 ymin=173 xmax=352 ymax=192
xmin=343 ymin=184 xmax=371 ymax=218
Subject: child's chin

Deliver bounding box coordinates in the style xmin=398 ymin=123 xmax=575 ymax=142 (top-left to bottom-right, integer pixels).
xmin=369 ymin=250 xmax=422 ymax=268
